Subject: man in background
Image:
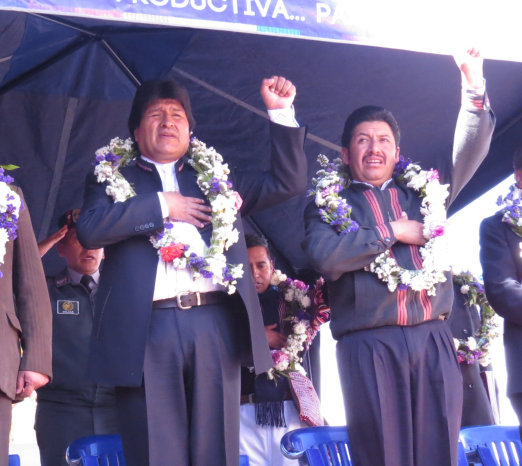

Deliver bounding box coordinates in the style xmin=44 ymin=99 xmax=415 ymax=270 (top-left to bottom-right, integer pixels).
xmin=241 ymin=234 xmax=307 ymax=466
xmin=480 ymin=147 xmax=522 ymax=434
xmin=36 ymin=209 xmax=118 ymax=466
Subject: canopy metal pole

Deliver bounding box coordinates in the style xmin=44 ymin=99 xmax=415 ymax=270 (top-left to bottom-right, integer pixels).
xmin=171 ymin=66 xmax=342 ymax=153
xmin=38 ymin=97 xmax=78 ymax=241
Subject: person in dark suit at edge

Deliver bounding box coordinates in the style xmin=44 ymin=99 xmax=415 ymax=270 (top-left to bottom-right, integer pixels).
xmin=0 ymin=172 xmax=52 ymax=466
xmin=76 ymin=76 xmax=307 ymax=466
xmin=480 ymin=146 xmax=522 ymax=436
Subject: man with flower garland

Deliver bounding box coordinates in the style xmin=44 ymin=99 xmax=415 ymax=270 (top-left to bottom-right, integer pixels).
xmin=0 ymin=171 xmax=52 ymax=466
xmin=303 ymin=49 xmax=495 ymax=466
xmin=480 ymin=147 xmax=522 ymax=434
xmin=76 ymin=77 xmax=306 ymax=466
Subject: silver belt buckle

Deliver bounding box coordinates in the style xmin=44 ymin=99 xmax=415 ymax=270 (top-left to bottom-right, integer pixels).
xmin=176 ymin=291 xmax=201 ymax=310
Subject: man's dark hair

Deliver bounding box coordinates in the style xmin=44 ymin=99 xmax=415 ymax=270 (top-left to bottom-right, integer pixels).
xmin=245 ymin=234 xmax=271 ymax=258
xmin=58 ymin=209 xmax=81 ymax=230
xmin=128 ymin=79 xmax=196 ymax=136
xmin=341 ymin=105 xmax=401 ymax=148
xmin=513 ymin=145 xmax=522 ymax=171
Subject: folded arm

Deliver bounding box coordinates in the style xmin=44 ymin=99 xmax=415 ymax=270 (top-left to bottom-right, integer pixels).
xmin=302 ymin=200 xmax=396 ymax=281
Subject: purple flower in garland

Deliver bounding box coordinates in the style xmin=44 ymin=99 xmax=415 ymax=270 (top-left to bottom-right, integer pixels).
xmin=293 ymin=279 xmax=308 ymax=291
xmin=0 ymin=168 xmax=14 ymax=184
xmin=0 ymin=167 xmax=22 ymax=278
xmin=222 ymin=266 xmax=235 ymax=283
xmin=188 ymin=253 xmax=213 ymax=279
xmin=393 ymin=155 xmax=413 ymax=177
xmin=0 ymin=211 xmax=19 ymax=240
xmin=457 ymin=348 xmax=482 ymax=365
xmin=209 ymin=177 xmax=232 ymax=195
xmin=472 ymin=281 xmax=485 ymax=294
xmin=209 ymin=178 xmax=221 ymax=194
xmin=105 ymin=152 xmax=120 ymax=164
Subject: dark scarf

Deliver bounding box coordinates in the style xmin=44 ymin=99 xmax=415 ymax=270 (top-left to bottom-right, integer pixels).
xmin=253 ymin=286 xmax=290 ymax=427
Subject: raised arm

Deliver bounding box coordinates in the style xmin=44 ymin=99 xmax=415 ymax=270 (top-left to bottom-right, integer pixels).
xmin=235 ymin=76 xmax=306 ymax=215
xmin=449 ymin=48 xmax=495 ymax=204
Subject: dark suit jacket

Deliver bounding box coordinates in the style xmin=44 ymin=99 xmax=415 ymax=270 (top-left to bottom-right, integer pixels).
xmin=0 ymin=187 xmax=52 ymax=400
xmin=77 ymin=122 xmax=306 ymax=386
xmin=480 ymin=212 xmax=522 ymax=396
xmin=447 ymin=283 xmax=494 ymax=426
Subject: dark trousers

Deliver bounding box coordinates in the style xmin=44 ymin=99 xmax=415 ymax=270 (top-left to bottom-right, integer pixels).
xmin=35 ymin=400 xmax=119 ymax=466
xmin=0 ymin=393 xmax=11 ymax=466
xmin=337 ymin=320 xmax=463 ymax=466
xmin=117 ymin=302 xmax=242 ymax=466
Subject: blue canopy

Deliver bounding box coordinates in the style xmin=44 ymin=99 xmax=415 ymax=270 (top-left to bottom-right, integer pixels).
xmin=1 ymin=8 xmax=522 ymax=274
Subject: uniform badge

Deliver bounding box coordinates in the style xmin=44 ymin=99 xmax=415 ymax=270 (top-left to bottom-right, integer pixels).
xmin=57 ymin=300 xmax=80 ymax=315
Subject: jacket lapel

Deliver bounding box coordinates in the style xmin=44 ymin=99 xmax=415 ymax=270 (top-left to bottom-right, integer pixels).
xmin=176 ymin=156 xmax=213 ymax=246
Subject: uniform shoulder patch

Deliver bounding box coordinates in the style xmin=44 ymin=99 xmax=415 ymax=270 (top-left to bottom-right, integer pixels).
xmin=56 ymin=300 xmax=80 ymax=315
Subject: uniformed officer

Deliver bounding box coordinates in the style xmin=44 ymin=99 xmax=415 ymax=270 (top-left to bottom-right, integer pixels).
xmin=35 ymin=209 xmax=119 ymax=466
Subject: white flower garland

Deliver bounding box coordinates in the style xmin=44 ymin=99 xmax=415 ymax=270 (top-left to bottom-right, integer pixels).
xmin=497 ymin=183 xmax=522 ymax=238
xmin=94 ymin=137 xmax=243 ymax=294
xmin=452 ymin=272 xmax=499 ymax=367
xmin=312 ymin=154 xmax=451 ymax=296
xmin=0 ymin=168 xmax=21 ymax=278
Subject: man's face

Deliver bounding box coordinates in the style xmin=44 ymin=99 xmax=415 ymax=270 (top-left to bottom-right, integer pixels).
xmin=133 ymin=98 xmax=190 ymax=164
xmin=341 ymin=120 xmax=400 ymax=187
xmin=57 ymin=228 xmax=103 ymax=275
xmin=247 ymin=246 xmax=274 ymax=294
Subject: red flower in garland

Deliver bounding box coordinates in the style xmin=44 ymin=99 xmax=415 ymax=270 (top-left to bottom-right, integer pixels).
xmin=160 ymin=243 xmax=186 ymax=262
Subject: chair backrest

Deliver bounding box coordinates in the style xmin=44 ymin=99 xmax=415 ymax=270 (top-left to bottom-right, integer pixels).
xmin=66 ymin=434 xmax=126 ymax=466
xmin=239 ymin=454 xmax=249 ymax=466
xmin=460 ymin=425 xmax=522 ymax=466
xmin=281 ymin=426 xmax=352 ymax=465
xmin=8 ymin=454 xmax=20 ymax=466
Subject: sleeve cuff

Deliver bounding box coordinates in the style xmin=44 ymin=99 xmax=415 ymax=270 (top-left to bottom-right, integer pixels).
xmin=374 ymin=222 xmax=396 ymax=249
xmin=267 ymin=106 xmax=299 ymax=127
xmin=462 ymin=78 xmax=490 ymax=111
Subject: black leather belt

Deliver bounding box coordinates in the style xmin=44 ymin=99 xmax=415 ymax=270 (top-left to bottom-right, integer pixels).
xmin=152 ymin=291 xmax=229 ymax=310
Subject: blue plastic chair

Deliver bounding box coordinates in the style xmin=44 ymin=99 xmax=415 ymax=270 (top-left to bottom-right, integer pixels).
xmin=239 ymin=454 xmax=250 ymax=465
xmin=460 ymin=425 xmax=522 ymax=466
xmin=281 ymin=426 xmax=352 ymax=465
xmin=8 ymin=454 xmax=20 ymax=466
xmin=66 ymin=434 xmax=126 ymax=466
xmin=457 ymin=440 xmax=469 ymax=466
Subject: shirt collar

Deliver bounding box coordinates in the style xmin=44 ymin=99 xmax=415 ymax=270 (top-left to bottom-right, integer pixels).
xmin=67 ymin=267 xmax=100 ymax=285
xmin=140 ymin=155 xmax=177 ymax=172
xmin=351 ymin=178 xmax=394 ymax=191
